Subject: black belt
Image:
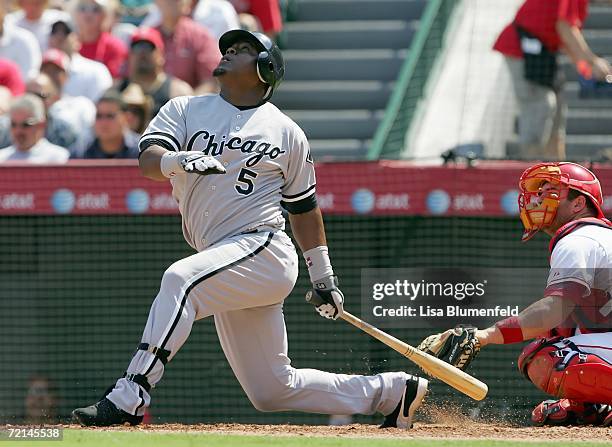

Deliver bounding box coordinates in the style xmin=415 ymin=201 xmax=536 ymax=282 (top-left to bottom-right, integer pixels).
xmin=241 ymin=229 xmax=260 ymax=235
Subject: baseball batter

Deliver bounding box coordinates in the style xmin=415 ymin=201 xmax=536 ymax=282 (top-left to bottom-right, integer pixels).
xmin=419 ymin=162 xmax=612 ymax=426
xmin=72 ymin=30 xmax=428 ymax=428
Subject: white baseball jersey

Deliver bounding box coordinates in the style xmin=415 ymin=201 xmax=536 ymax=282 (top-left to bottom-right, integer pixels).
xmin=547 ymin=224 xmax=612 ymax=365
xmin=105 ymin=93 xmax=411 ymax=418
xmin=139 ymin=95 xmax=316 ymax=251
xmin=546 ymin=224 xmax=612 ymax=334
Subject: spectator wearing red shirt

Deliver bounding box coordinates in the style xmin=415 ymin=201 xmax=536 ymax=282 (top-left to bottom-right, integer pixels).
xmin=75 ymin=0 xmax=128 ymax=78
xmin=154 ymin=0 xmax=220 ymax=94
xmin=230 ymin=0 xmax=282 ymax=39
xmin=493 ymin=0 xmax=611 ymax=161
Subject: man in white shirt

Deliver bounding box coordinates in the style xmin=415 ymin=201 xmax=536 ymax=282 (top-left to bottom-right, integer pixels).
xmin=0 ymin=93 xmax=69 ymax=163
xmin=39 ymin=49 xmax=96 ymax=132
xmin=5 ymin=0 xmax=71 ymax=50
xmin=0 ymin=3 xmax=41 ymax=80
xmin=47 ymin=20 xmax=112 ymax=101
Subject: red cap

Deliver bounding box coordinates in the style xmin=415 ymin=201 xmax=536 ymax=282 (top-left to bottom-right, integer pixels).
xmin=131 ymin=27 xmax=164 ymax=52
xmin=41 ymin=49 xmax=70 ymax=71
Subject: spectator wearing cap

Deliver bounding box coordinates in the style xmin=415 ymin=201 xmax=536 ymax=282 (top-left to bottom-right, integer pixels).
xmin=119 ymin=79 xmax=151 ymax=134
xmin=0 ymin=2 xmax=41 ymax=80
xmin=0 ymin=58 xmax=24 ymax=116
xmin=78 ymin=90 xmax=139 ymax=158
xmin=47 ymin=20 xmax=112 ymax=101
xmin=153 ymin=0 xmax=220 ymax=93
xmin=74 ymin=0 xmax=128 ymax=78
xmin=23 ymin=70 xmax=95 ymax=152
xmin=141 ymin=0 xmax=239 ymax=41
xmin=0 ymin=93 xmax=69 ymax=163
xmin=10 ymin=72 xmax=80 ymax=150
xmin=0 ymin=57 xmax=25 ymax=97
xmin=116 ymin=27 xmax=192 ymax=116
xmin=39 ymin=48 xmax=97 ymax=130
xmin=6 ymin=0 xmax=71 ymax=51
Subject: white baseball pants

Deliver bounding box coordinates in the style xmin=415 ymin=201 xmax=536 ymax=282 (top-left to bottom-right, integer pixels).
xmin=107 ymin=231 xmax=408 ymax=417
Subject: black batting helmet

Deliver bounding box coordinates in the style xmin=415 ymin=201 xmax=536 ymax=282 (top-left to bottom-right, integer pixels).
xmin=219 ymin=29 xmax=285 ymax=100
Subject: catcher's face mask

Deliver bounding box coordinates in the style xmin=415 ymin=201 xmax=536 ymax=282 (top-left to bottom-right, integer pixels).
xmin=518 ymin=164 xmax=566 ymax=242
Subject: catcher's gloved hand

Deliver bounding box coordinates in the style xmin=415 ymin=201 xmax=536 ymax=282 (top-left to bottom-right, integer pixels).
xmin=160 ymin=151 xmax=226 ymax=177
xmin=306 ymin=275 xmax=345 ymax=320
xmin=417 ymin=327 xmax=481 ymax=370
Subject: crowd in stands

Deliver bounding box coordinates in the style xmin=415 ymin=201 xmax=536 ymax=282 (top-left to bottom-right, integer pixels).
xmin=0 ymin=0 xmax=283 ymax=163
xmin=1 ymin=0 xmax=610 ymax=165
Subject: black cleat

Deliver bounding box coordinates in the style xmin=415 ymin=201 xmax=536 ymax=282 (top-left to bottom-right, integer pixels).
xmin=72 ymin=397 xmax=143 ymax=427
xmin=380 ymin=375 xmax=428 ymax=429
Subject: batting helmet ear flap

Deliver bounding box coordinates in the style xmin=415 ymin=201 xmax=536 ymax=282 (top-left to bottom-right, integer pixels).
xmin=256 ymin=51 xmax=274 ymax=85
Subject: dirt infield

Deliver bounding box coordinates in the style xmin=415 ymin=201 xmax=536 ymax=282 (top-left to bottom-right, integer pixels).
xmin=57 ymin=401 xmax=611 ymax=443
xmin=68 ymin=422 xmax=612 ymax=442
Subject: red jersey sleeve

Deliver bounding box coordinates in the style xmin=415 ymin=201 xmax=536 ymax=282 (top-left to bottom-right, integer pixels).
xmin=557 ymin=0 xmax=588 ymax=27
xmin=249 ymin=0 xmax=283 ymax=34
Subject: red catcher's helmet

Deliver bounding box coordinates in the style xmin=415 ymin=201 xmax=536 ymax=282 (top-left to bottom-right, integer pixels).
xmin=518 ymin=162 xmax=605 ymax=241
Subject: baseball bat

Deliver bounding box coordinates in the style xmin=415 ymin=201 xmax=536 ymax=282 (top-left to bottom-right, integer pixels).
xmin=305 ymin=291 xmax=488 ymax=401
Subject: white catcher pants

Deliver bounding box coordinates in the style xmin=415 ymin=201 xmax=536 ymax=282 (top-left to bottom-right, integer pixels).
xmin=107 ymin=231 xmax=408 ymax=417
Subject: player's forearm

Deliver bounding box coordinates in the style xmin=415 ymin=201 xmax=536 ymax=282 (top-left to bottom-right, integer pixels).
xmin=475 ymin=326 xmax=503 ymax=347
xmin=477 ymin=296 xmax=575 ymax=346
xmin=516 ymin=295 xmax=574 ymax=337
xmin=288 ymin=207 xmax=327 ymax=252
xmin=556 ymin=20 xmax=596 ymax=65
xmin=139 ymin=146 xmax=168 ymax=181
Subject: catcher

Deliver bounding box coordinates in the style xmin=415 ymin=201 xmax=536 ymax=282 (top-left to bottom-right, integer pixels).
xmin=418 ymin=162 xmax=612 ymax=426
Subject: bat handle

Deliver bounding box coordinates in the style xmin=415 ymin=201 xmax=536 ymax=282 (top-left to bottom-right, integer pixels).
xmin=305 ymin=290 xmax=325 ymax=306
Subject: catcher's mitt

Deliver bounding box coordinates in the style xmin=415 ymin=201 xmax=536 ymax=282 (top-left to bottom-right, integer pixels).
xmin=417 ymin=327 xmax=481 ymax=370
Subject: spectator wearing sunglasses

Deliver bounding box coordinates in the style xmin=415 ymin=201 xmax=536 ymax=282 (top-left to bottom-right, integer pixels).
xmin=0 ymin=93 xmax=69 ymax=163
xmin=75 ymin=0 xmax=127 ymax=78
xmin=78 ymin=90 xmax=139 ymax=159
xmin=0 ymin=72 xmax=79 ymax=150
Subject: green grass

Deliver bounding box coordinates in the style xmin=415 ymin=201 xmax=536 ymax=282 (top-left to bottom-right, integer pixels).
xmin=4 ymin=431 xmax=609 ymax=447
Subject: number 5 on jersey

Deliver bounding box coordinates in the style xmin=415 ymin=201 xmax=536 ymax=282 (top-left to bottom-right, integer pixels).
xmin=235 ymin=168 xmax=258 ymax=195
